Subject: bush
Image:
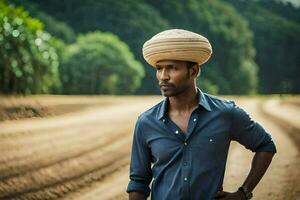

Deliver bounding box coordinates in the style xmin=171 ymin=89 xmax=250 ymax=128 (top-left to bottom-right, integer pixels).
xmin=60 ymin=32 xmax=145 ymax=94
xmin=0 ymin=1 xmax=60 ymax=94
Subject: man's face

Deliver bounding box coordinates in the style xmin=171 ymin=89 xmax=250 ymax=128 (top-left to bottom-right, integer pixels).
xmin=155 ymin=60 xmax=196 ymax=97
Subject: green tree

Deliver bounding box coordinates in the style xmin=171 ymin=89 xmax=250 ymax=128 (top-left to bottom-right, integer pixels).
xmin=258 ymin=0 xmax=300 ymax=24
xmin=0 ymin=1 xmax=60 ymax=94
xmin=60 ymin=32 xmax=145 ymax=94
xmin=7 ymin=0 xmax=76 ymax=43
xmin=226 ymin=0 xmax=300 ymax=93
xmin=145 ymin=0 xmax=258 ymax=94
xmin=29 ymin=0 xmax=170 ymax=94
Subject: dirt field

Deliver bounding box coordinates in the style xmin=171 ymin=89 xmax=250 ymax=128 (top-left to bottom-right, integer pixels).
xmin=0 ymin=95 xmax=299 ymax=200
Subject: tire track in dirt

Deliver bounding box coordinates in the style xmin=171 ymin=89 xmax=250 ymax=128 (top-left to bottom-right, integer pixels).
xmin=0 ymin=128 xmax=130 ymax=180
xmin=223 ymin=98 xmax=299 ymax=200
xmin=0 ymin=134 xmax=131 ymax=199
xmin=8 ymin=152 xmax=129 ymax=200
xmin=261 ymin=98 xmax=300 ymax=151
xmin=0 ymin=120 xmax=130 ymax=166
xmin=62 ymin=166 xmax=130 ymax=200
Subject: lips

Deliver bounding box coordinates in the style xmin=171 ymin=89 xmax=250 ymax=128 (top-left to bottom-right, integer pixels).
xmin=160 ymin=83 xmax=173 ymax=88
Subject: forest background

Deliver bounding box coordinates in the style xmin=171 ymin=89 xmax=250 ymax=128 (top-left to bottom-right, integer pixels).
xmin=1 ymin=0 xmax=299 ymax=96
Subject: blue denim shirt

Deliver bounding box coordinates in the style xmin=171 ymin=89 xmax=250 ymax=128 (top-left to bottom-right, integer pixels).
xmin=126 ymin=89 xmax=276 ymax=200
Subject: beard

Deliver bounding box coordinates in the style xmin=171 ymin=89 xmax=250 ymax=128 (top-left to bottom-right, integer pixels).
xmin=158 ymin=70 xmax=192 ymax=97
xmin=159 ymin=80 xmax=190 ymax=97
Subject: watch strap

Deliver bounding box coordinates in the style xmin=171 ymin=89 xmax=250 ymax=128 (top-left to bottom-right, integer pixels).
xmin=238 ymin=186 xmax=253 ymax=199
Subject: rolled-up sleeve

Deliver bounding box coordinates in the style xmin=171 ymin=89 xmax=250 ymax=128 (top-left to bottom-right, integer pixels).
xmin=230 ymin=102 xmax=277 ymax=153
xmin=126 ymin=116 xmax=152 ymax=196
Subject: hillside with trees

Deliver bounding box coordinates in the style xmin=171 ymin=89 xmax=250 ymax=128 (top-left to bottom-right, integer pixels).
xmin=2 ymin=0 xmax=299 ymax=95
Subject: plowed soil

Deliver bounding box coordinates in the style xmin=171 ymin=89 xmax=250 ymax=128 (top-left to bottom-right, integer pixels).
xmin=0 ymin=95 xmax=299 ymax=200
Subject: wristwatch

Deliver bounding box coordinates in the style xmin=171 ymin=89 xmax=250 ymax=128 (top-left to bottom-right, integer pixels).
xmin=238 ymin=186 xmax=253 ymax=199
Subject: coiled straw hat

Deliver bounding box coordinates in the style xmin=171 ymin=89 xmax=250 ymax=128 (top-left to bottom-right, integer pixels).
xmin=143 ymin=29 xmax=212 ymax=67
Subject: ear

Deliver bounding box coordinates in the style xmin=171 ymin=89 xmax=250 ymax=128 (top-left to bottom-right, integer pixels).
xmin=191 ymin=64 xmax=200 ymax=78
xmin=197 ymin=65 xmax=201 ymax=77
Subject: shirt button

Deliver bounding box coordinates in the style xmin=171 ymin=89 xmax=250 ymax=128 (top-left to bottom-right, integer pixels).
xmin=184 ymin=142 xmax=188 ymax=146
xmin=162 ymin=119 xmax=165 ymax=122
xmin=193 ymin=118 xmax=197 ymax=122
xmin=184 ymin=177 xmax=188 ymax=181
xmin=175 ymin=130 xmax=179 ymax=134
xmin=183 ymin=162 xmax=187 ymax=166
xmin=209 ymin=138 xmax=213 ymax=142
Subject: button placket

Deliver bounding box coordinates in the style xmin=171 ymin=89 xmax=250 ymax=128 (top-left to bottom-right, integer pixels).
xmin=182 ymin=144 xmax=190 ymax=199
xmin=186 ymin=112 xmax=199 ymax=140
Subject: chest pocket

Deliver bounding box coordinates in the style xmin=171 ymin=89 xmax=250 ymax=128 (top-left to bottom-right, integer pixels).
xmin=190 ymin=134 xmax=230 ymax=164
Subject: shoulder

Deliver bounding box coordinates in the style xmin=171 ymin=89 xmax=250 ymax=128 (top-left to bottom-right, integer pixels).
xmin=203 ymin=93 xmax=253 ymax=127
xmin=137 ymin=98 xmax=165 ymax=123
xmin=205 ymin=93 xmax=250 ymax=121
xmin=203 ymin=92 xmax=236 ymax=111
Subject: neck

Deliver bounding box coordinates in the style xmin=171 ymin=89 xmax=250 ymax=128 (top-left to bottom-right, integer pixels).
xmin=168 ymin=86 xmax=198 ymax=114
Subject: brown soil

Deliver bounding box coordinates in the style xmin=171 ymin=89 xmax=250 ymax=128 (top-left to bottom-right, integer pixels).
xmin=0 ymin=95 xmax=142 ymax=121
xmin=0 ymin=95 xmax=299 ymax=200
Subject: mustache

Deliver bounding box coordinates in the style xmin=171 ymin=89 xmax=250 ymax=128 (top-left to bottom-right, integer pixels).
xmin=159 ymin=82 xmax=174 ymax=87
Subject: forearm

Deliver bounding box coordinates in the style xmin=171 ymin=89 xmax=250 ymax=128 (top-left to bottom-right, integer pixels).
xmin=242 ymin=152 xmax=275 ymax=191
xmin=129 ymin=191 xmax=147 ymax=200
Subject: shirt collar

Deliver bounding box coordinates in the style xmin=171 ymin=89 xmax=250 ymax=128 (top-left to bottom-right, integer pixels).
xmin=157 ymin=87 xmax=212 ymax=120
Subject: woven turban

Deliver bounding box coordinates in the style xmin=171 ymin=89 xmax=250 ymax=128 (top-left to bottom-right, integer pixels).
xmin=143 ymin=29 xmax=212 ymax=67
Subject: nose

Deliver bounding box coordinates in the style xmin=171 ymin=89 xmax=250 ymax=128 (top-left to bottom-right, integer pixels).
xmin=159 ymin=69 xmax=170 ymax=81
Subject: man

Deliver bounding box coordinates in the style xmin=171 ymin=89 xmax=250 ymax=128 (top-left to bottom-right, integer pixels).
xmin=126 ymin=29 xmax=276 ymax=200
